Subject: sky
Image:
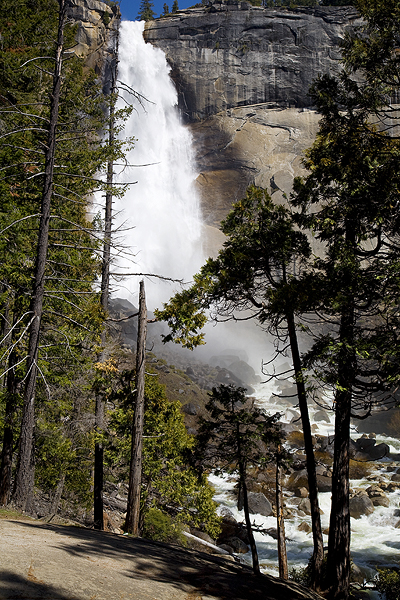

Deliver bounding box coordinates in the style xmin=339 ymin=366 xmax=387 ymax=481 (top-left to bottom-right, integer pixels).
xmin=120 ymin=0 xmax=195 ymax=22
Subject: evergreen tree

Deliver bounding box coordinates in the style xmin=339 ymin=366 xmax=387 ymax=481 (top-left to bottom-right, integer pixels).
xmin=291 ymin=72 xmax=400 ymax=600
xmin=171 ymin=0 xmax=179 ymax=13
xmin=162 ymin=3 xmax=169 ymax=15
xmin=137 ymin=0 xmax=156 ymax=21
xmin=197 ymin=384 xmax=283 ymax=575
xmin=155 ymin=187 xmax=325 ymax=588
xmin=104 ymin=365 xmax=221 ymax=539
xmin=0 ymin=0 xmax=125 ymax=511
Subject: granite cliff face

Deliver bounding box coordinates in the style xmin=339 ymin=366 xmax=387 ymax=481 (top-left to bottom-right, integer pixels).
xmin=144 ymin=5 xmax=360 ymax=247
xmin=144 ymin=4 xmax=360 ymax=122
xmin=67 ymin=0 xmax=119 ymax=91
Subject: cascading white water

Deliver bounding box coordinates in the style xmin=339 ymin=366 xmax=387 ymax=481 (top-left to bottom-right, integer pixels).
xmin=114 ymin=21 xmax=204 ymax=308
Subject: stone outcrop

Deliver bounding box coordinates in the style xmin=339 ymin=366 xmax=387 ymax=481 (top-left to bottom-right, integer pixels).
xmin=67 ymin=0 xmax=119 ymax=90
xmin=144 ymin=5 xmax=362 ymax=237
xmin=144 ymin=5 xmax=360 ymax=122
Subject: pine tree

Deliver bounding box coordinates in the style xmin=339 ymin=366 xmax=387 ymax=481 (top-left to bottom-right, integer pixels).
xmin=156 ymin=187 xmax=325 ymax=588
xmin=197 ymin=384 xmax=283 ymax=575
xmin=291 ymin=72 xmax=400 ymax=600
xmin=137 ymin=0 xmax=156 ymax=21
xmin=0 ymin=0 xmax=124 ymax=511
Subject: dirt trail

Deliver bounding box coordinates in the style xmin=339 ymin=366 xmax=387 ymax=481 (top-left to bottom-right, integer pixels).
xmin=0 ymin=518 xmax=323 ymax=600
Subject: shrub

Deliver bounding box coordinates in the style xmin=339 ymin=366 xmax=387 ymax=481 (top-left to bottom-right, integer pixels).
xmin=142 ymin=508 xmax=186 ymax=545
xmin=375 ymin=568 xmax=400 ymax=600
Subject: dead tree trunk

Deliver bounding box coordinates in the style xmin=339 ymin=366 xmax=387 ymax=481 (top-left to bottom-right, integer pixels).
xmin=0 ymin=350 xmax=18 ymax=506
xmin=276 ymin=446 xmax=288 ymax=580
xmin=125 ymin=280 xmax=147 ymax=535
xmin=12 ymin=0 xmax=67 ymax=511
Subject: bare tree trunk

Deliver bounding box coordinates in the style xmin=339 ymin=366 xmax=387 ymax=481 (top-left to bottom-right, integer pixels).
xmin=47 ymin=472 xmax=66 ymax=521
xmin=276 ymin=447 xmax=288 ymax=580
xmin=0 ymin=350 xmax=18 ymax=506
xmin=93 ymin=19 xmax=120 ymax=532
xmin=12 ymin=0 xmax=67 ymax=511
xmin=238 ymin=460 xmax=260 ymax=576
xmin=125 ymin=280 xmax=147 ymax=535
xmin=286 ymin=310 xmax=324 ymax=589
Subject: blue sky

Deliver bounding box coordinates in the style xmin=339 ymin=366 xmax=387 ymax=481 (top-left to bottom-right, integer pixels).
xmin=120 ymin=0 xmax=195 ymax=21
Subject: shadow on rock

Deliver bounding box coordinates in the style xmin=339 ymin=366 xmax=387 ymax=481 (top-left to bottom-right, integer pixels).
xmin=10 ymin=520 xmax=322 ymax=600
xmin=0 ymin=570 xmax=80 ymax=599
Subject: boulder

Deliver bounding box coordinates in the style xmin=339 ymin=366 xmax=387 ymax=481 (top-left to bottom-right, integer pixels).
xmin=368 ymin=443 xmax=390 ymax=460
xmin=317 ymin=474 xmax=332 ymax=493
xmin=349 ymin=492 xmax=374 ymax=519
xmin=227 ymin=360 xmax=258 ymax=385
xmin=181 ymin=402 xmax=200 ymax=415
xmin=314 ymin=410 xmax=331 ymax=423
xmin=298 ymin=498 xmax=312 ymax=516
xmin=224 ymin=537 xmax=249 ymax=554
xmin=298 ymin=522 xmax=312 ymax=534
xmin=246 ymin=492 xmax=273 ymax=517
xmin=294 ymin=487 xmax=308 ymax=498
xmin=366 ymin=485 xmax=390 ymax=507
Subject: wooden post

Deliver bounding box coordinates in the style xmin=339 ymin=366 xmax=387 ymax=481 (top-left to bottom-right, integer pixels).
xmin=125 ymin=280 xmax=147 ymax=535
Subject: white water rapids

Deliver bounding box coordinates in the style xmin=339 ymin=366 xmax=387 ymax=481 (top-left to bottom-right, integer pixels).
xmin=212 ymin=383 xmax=400 ymax=592
xmin=115 ymin=20 xmax=400 ymax=593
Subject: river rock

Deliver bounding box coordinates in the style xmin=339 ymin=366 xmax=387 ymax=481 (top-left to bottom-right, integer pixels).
xmin=368 ymin=443 xmax=390 ymax=460
xmin=317 ymin=474 xmax=332 ymax=493
xmin=294 ymin=487 xmax=308 ymax=498
xmin=366 ymin=485 xmax=390 ymax=507
xmin=224 ymin=536 xmax=249 ymax=553
xmin=297 ymin=498 xmax=312 ymax=516
xmin=314 ymin=410 xmax=331 ymax=423
xmin=246 ymin=492 xmax=273 ymax=517
xmin=349 ymin=491 xmax=374 ymax=519
xmin=298 ymin=521 xmax=312 ymax=534
xmin=353 ymin=436 xmax=390 ymax=460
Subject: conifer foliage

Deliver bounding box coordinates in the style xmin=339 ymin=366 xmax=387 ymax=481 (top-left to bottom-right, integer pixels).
xmin=0 ymin=0 xmax=120 ymax=511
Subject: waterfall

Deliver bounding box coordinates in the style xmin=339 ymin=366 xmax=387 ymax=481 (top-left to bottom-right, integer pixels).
xmin=114 ymin=20 xmax=204 ymax=309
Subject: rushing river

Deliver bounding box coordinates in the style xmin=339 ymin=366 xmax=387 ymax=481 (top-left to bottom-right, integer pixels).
xmin=210 ymin=382 xmax=400 ymax=593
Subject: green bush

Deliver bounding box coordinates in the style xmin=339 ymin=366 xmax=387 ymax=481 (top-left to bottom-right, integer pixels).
xmin=376 ymin=568 xmax=400 ymax=600
xmin=142 ymin=508 xmax=186 ymax=545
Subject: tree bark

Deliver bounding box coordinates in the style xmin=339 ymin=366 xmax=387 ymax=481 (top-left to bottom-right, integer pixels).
xmin=327 ymin=222 xmax=356 ymax=600
xmin=125 ymin=280 xmax=147 ymax=536
xmin=0 ymin=350 xmax=18 ymax=506
xmin=286 ymin=310 xmax=324 ymax=589
xmin=12 ymin=0 xmax=67 ymax=511
xmin=47 ymin=472 xmax=66 ymax=521
xmin=238 ymin=459 xmax=260 ymax=576
xmin=327 ymin=312 xmax=355 ymax=599
xmin=276 ymin=447 xmax=288 ymax=580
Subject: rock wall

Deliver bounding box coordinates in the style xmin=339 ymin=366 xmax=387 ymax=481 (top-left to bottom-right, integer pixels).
xmin=67 ymin=0 xmax=119 ymax=92
xmin=144 ymin=4 xmax=360 ymax=122
xmin=144 ymin=5 xmax=361 ymax=250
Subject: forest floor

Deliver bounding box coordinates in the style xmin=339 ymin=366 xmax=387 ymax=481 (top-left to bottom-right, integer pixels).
xmin=0 ymin=516 xmax=324 ymax=600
